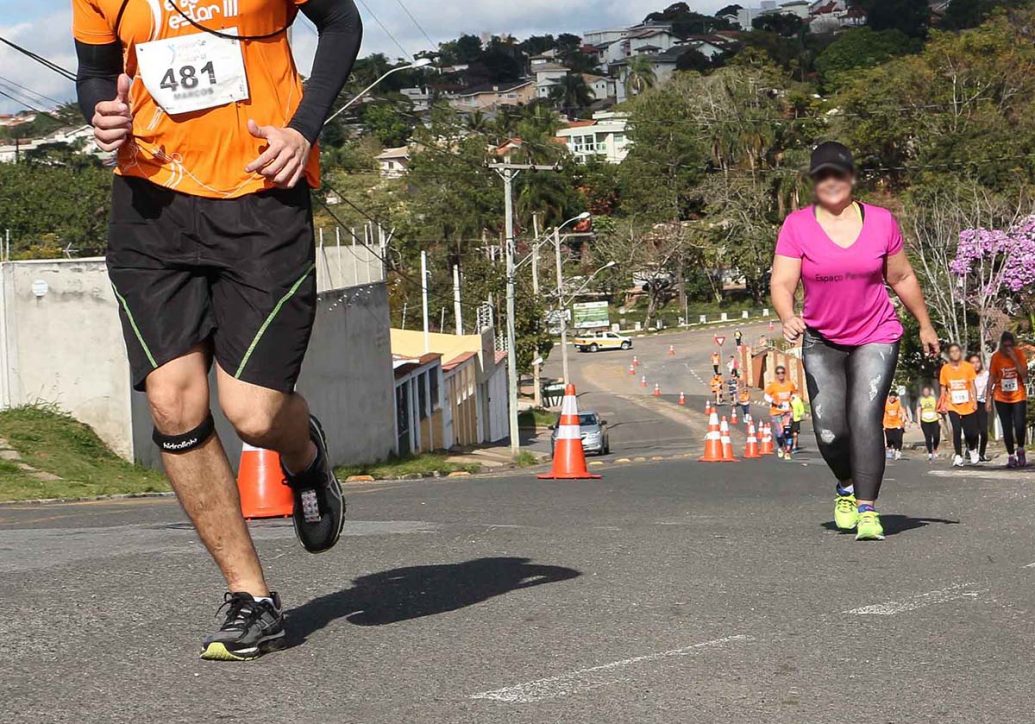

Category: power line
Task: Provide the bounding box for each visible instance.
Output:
[355,0,413,61]
[392,0,436,50]
[0,88,61,121]
[0,75,63,106]
[0,36,76,81]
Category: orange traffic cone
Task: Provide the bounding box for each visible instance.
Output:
[678,391,686,406]
[743,423,761,458]
[237,443,294,519]
[668,344,675,356]
[768,319,774,331]
[632,355,639,367]
[720,417,738,462]
[628,363,636,375]
[731,406,738,425]
[760,423,774,455]
[653,383,661,397]
[539,384,601,480]
[699,408,723,462]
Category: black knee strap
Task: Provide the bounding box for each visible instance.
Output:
[153,414,215,454]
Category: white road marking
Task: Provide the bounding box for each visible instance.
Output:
[843,583,985,615]
[469,635,752,703]
[1023,562,1035,569]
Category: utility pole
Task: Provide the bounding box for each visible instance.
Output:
[420,250,430,354]
[555,227,570,385]
[530,213,542,408]
[452,264,463,335]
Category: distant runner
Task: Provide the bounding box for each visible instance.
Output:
[883,391,905,460]
[988,331,1029,468]
[764,365,796,459]
[771,141,939,541]
[789,393,806,452]
[916,385,941,462]
[968,354,991,461]
[737,386,752,420]
[939,344,980,467]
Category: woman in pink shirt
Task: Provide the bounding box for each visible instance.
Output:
[770,142,939,541]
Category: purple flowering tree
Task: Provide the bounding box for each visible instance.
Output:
[950,215,1035,350]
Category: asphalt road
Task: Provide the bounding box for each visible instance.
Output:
[5,456,1035,722]
[5,326,1035,722]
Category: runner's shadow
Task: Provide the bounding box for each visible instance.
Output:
[285,557,580,646]
[821,515,959,537]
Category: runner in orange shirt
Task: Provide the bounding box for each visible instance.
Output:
[939,343,979,467]
[74,0,362,660]
[764,365,797,459]
[988,331,1029,467]
[882,391,905,460]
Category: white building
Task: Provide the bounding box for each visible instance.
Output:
[375,146,410,178]
[556,111,630,164]
[532,60,571,99]
[586,22,680,67]
[0,125,105,164]
[400,87,431,112]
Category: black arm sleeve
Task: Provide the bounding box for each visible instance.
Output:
[75,39,123,123]
[290,0,363,144]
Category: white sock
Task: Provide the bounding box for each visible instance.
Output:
[251,595,274,607]
[837,484,854,495]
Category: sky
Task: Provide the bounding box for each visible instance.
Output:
[0,0,727,116]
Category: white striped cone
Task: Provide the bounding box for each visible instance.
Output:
[538,383,600,479]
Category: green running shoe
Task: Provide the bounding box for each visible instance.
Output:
[855,510,885,541]
[834,494,858,531]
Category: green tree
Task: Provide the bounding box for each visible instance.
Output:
[856,0,931,37]
[0,158,112,255]
[624,56,657,98]
[360,102,414,147]
[815,27,917,88]
[549,74,593,118]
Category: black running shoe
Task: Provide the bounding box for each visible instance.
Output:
[283,415,345,553]
[200,592,285,661]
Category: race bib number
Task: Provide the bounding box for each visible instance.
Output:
[1001,377,1018,393]
[136,30,249,115]
[951,389,970,405]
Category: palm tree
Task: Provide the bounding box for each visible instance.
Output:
[625,56,657,97]
[549,73,593,118]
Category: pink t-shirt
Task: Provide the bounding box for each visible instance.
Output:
[775,203,904,346]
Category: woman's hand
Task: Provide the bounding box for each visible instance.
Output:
[782,316,806,344]
[986,398,994,413]
[919,325,940,357]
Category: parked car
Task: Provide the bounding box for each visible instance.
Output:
[572,331,632,353]
[551,411,610,456]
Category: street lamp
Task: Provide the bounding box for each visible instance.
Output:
[323,57,433,127]
[552,212,595,385]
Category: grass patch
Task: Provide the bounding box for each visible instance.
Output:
[0,405,168,501]
[519,408,557,429]
[336,452,481,480]
[513,450,539,468]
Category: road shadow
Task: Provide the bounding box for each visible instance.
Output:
[285,557,581,646]
[821,515,959,537]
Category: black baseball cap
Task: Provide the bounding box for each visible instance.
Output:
[809,141,855,177]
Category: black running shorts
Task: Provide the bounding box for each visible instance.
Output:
[107,176,317,393]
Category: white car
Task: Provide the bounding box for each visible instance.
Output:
[573,331,633,353]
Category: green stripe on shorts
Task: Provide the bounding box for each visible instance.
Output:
[235,262,316,379]
[111,283,158,369]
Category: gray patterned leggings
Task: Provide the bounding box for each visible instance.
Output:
[802,328,900,501]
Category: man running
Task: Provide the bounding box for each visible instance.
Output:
[764,365,796,459]
[74,0,363,660]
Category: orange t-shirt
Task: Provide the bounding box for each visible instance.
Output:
[738,388,751,404]
[883,399,904,429]
[989,348,1028,403]
[765,380,796,417]
[72,0,320,199]
[939,361,977,415]
[710,375,723,392]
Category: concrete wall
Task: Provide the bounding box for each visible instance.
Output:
[314,239,384,292]
[0,259,133,458]
[0,257,394,469]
